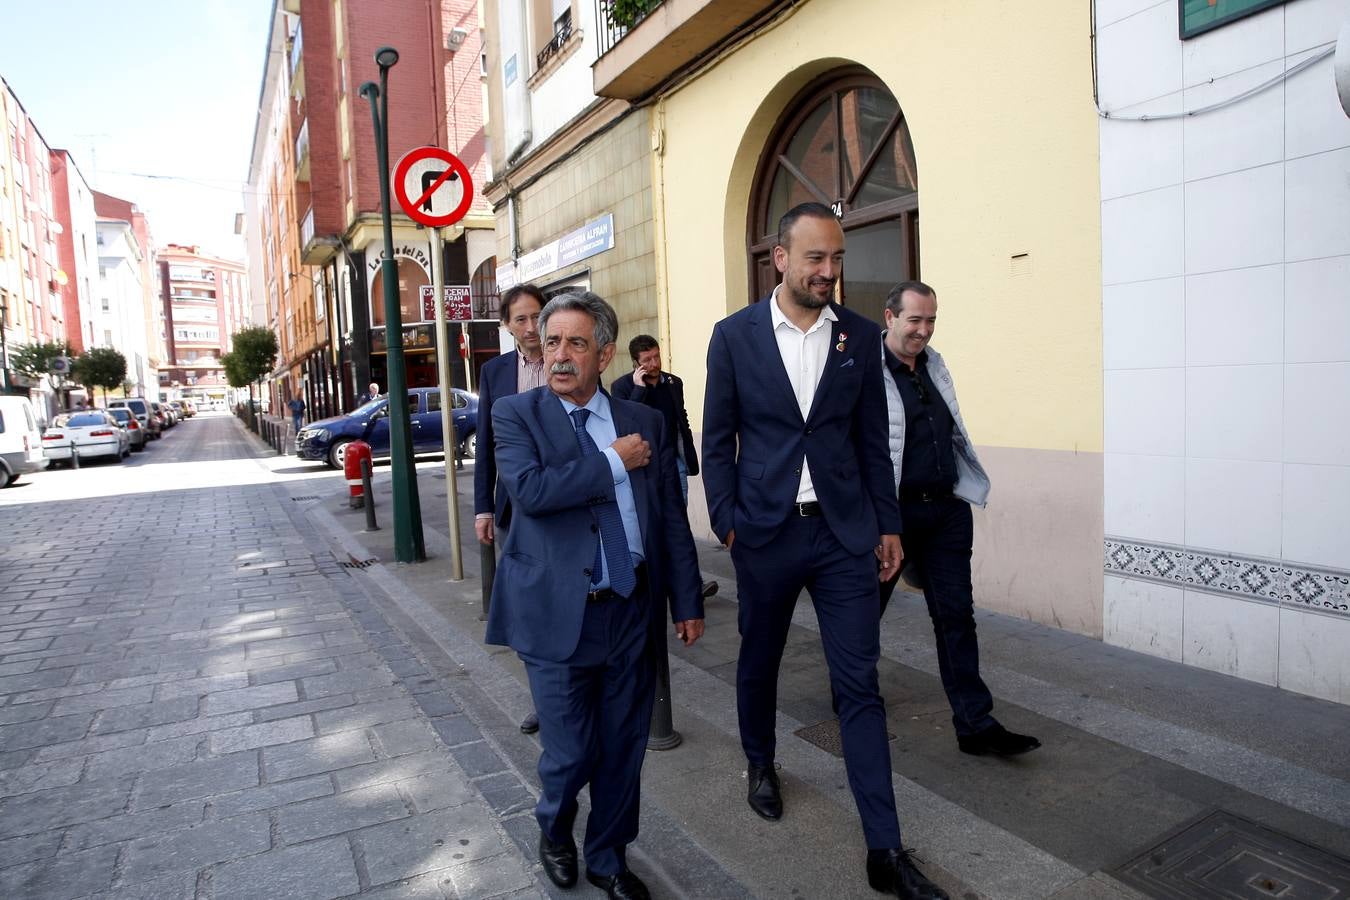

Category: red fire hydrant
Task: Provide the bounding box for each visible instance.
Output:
[344,440,372,508]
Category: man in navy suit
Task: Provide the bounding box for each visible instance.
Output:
[486,291,705,900]
[474,284,546,734]
[702,203,946,900]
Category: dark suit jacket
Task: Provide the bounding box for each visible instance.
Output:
[474,350,519,527]
[702,300,900,556]
[610,370,699,476]
[484,387,705,662]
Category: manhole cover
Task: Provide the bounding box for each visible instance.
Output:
[340,558,378,569]
[793,719,895,757]
[1111,810,1350,899]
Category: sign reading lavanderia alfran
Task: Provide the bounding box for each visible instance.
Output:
[497,213,615,291]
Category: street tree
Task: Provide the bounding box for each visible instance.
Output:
[72,347,128,406]
[9,340,72,381]
[222,325,277,429]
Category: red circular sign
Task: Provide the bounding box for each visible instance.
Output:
[392,146,474,228]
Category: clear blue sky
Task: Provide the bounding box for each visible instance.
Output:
[0,0,274,261]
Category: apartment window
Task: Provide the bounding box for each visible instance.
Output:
[103,330,112,346]
[531,0,574,72]
[101,298,109,312]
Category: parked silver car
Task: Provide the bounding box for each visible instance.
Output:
[106,407,147,452]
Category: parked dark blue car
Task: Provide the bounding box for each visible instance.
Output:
[296,387,479,469]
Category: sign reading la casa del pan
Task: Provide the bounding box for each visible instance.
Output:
[497,213,615,291]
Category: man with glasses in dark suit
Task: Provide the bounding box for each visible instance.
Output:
[879,280,1040,759]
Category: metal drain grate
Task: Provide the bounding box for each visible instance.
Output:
[1111,809,1350,899]
[291,495,319,501]
[339,558,378,569]
[793,719,895,758]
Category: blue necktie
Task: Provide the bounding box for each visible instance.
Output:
[571,408,637,597]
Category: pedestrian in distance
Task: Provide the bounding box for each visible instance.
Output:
[485,290,705,900]
[474,283,548,735]
[878,281,1039,758]
[287,394,306,432]
[358,382,381,405]
[611,335,719,600]
[701,201,947,900]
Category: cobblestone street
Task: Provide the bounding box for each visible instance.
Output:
[0,415,541,899]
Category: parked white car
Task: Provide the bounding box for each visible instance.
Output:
[41,411,130,465]
[0,394,46,487]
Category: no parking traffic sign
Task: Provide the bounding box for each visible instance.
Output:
[392,146,474,228]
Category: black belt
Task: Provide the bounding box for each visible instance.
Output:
[587,562,647,603]
[899,485,954,503]
[795,501,823,517]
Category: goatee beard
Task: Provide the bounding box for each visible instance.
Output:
[789,284,831,309]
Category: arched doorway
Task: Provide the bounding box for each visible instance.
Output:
[748,69,919,325]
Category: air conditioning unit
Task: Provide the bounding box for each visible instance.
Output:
[446,27,468,51]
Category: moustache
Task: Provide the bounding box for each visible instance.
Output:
[550,362,579,376]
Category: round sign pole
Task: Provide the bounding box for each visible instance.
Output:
[429,226,464,581]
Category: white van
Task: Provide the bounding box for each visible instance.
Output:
[0,394,46,487]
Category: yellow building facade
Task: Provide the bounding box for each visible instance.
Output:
[646,1,1104,634]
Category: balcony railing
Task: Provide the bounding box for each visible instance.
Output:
[300,206,315,251]
[294,119,310,182]
[595,0,662,57]
[536,9,575,70]
[288,22,304,76]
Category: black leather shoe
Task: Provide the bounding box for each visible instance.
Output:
[585,869,651,900]
[520,711,540,735]
[957,723,1041,757]
[866,849,949,899]
[538,831,577,888]
[746,763,782,820]
[701,580,720,598]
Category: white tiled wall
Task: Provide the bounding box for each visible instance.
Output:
[1098,0,1350,703]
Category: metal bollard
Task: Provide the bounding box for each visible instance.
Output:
[646,600,682,751]
[69,442,80,470]
[360,457,379,532]
[479,542,496,621]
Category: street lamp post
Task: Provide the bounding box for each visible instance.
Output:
[360,47,425,563]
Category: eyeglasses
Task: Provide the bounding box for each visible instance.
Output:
[904,366,931,404]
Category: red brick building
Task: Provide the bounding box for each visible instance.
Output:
[246,0,495,419]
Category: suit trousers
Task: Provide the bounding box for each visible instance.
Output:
[732,515,902,849]
[518,586,655,877]
[880,496,995,737]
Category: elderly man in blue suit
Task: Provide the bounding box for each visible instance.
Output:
[702,202,947,900]
[486,291,705,900]
[475,283,547,735]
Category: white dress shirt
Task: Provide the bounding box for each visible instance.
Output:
[768,285,837,504]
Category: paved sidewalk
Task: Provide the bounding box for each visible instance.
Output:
[3,414,1348,900]
[299,427,1350,900]
[0,416,544,899]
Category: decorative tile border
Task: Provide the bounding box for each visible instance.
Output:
[1104,536,1350,617]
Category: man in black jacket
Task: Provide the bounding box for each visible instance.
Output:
[612,335,717,599]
